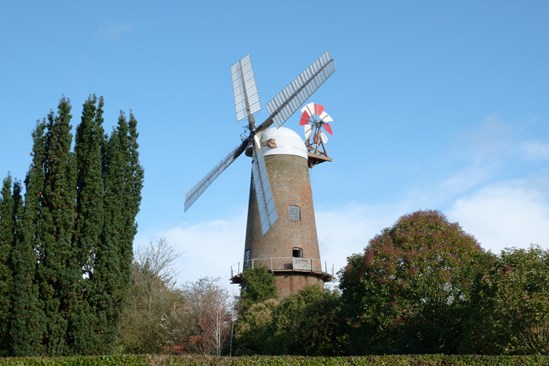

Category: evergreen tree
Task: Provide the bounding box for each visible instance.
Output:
[3,96,143,356]
[10,121,47,356]
[238,267,277,313]
[91,112,143,352]
[36,97,77,355]
[69,96,105,354]
[0,175,15,355]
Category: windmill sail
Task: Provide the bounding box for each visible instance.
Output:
[184,135,251,211]
[231,55,261,122]
[251,145,278,234]
[265,51,335,129]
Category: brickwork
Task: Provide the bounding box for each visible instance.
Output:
[274,273,324,298]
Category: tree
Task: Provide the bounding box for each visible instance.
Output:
[238,266,277,313]
[233,298,278,355]
[90,111,144,352]
[3,96,143,356]
[461,245,548,355]
[35,97,77,355]
[270,286,344,356]
[9,121,47,356]
[117,237,182,354]
[178,278,232,355]
[233,266,278,355]
[69,95,106,354]
[0,175,16,355]
[340,210,491,354]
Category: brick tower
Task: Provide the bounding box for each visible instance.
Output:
[231,127,332,297]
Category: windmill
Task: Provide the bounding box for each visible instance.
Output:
[184,51,335,297]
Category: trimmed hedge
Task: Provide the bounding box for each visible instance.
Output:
[0,355,547,366]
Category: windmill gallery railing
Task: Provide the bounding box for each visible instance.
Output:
[230,257,334,280]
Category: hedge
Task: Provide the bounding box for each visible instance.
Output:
[0,355,547,366]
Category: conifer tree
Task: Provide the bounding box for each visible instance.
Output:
[91,112,143,352]
[10,121,47,356]
[3,96,143,356]
[0,175,15,355]
[36,97,77,355]
[70,95,105,354]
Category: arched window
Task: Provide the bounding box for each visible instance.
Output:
[292,247,303,258]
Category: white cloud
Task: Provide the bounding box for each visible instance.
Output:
[97,20,135,41]
[447,183,549,254]
[520,141,549,161]
[135,216,247,294]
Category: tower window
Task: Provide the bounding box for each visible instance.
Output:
[292,247,303,258]
[288,205,301,221]
[244,249,251,268]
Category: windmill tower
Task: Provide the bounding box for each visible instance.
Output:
[184,52,335,297]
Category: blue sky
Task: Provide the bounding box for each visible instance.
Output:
[1,1,548,289]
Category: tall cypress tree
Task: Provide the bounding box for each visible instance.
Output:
[5,96,143,355]
[10,121,47,356]
[91,111,143,351]
[121,112,144,303]
[36,97,77,355]
[70,96,105,354]
[0,175,15,356]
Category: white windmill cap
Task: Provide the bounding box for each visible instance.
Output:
[261,127,308,160]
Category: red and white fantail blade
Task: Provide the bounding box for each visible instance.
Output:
[299,110,310,126]
[314,103,325,115]
[304,124,313,140]
[323,123,333,135]
[319,110,333,123]
[319,130,328,144]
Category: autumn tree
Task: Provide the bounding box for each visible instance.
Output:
[340,210,492,354]
[117,237,181,354]
[178,278,232,355]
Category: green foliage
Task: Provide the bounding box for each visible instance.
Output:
[69,95,106,354]
[234,299,279,355]
[9,121,48,356]
[0,176,16,355]
[238,267,277,312]
[0,355,546,366]
[269,286,345,356]
[461,245,549,355]
[340,210,492,354]
[36,97,77,355]
[0,96,143,356]
[235,286,344,356]
[88,111,144,353]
